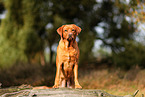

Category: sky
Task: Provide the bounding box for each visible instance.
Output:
[0,11,6,19]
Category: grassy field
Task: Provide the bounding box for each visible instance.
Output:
[79,66,145,97]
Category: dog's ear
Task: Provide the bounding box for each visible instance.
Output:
[74,25,81,35]
[57,25,65,37]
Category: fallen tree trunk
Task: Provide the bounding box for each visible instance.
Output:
[0,88,140,97]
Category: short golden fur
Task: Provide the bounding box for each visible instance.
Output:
[53,24,82,89]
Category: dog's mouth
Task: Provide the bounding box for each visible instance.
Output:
[67,35,74,41]
[67,37,74,41]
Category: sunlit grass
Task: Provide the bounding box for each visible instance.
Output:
[79,68,145,97]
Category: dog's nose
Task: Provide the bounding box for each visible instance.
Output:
[69,33,73,37]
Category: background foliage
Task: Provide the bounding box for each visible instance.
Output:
[0,0,145,68]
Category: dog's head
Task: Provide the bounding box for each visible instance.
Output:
[57,24,81,41]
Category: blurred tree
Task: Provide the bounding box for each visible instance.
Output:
[126,0,145,24]
[113,41,145,70]
[0,0,5,23]
[0,1,4,13]
[112,0,145,69]
[45,15,64,64]
[96,0,135,53]
[0,0,139,68]
[19,0,47,65]
[0,0,25,67]
[0,0,47,66]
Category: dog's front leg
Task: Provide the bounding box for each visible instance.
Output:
[53,63,62,88]
[74,64,82,89]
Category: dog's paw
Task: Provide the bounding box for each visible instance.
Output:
[52,85,59,88]
[75,85,82,89]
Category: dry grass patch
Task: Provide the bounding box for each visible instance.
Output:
[79,68,145,96]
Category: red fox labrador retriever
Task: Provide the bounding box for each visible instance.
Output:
[53,24,82,89]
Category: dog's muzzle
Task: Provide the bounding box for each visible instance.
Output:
[68,33,73,41]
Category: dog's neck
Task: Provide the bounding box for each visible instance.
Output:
[61,38,75,49]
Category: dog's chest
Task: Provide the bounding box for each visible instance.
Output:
[62,47,78,62]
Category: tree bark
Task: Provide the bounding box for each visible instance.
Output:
[40,51,46,66]
[49,45,53,65]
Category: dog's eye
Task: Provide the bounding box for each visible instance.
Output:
[72,29,75,31]
[64,30,67,32]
